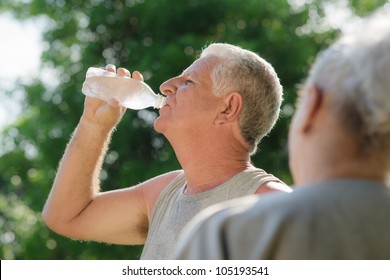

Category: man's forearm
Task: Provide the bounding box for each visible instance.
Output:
[42,119,114,229]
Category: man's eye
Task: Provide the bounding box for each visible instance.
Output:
[184,79,193,85]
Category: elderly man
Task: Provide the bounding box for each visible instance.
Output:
[42,43,291,259]
[172,11,390,259]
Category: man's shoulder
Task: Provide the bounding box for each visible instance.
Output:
[256,181,293,194]
[243,167,291,194]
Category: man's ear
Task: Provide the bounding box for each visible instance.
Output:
[215,92,243,125]
[300,85,324,133]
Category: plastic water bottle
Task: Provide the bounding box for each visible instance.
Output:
[81,67,166,110]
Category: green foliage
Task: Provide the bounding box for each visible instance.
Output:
[0,0,386,259]
[1,193,48,260]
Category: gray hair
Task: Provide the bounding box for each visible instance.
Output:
[200,43,283,154]
[303,9,390,154]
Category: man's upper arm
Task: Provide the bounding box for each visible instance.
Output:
[50,170,181,245]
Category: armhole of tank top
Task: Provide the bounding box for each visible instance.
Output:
[148,170,186,225]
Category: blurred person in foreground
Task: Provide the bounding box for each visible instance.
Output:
[42,43,291,259]
[172,10,390,260]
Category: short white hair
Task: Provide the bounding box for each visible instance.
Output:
[303,7,390,152]
[200,43,283,154]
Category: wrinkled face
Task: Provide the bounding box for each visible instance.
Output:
[154,55,223,139]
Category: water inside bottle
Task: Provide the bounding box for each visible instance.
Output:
[82,67,166,110]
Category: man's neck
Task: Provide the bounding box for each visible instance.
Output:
[177,143,252,194]
[183,160,253,194]
[297,155,386,186]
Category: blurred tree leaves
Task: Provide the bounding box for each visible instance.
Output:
[0,0,387,259]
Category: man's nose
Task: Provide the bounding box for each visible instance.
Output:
[160,77,178,96]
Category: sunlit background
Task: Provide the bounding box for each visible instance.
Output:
[0,13,43,129]
[0,0,388,260]
[0,0,363,130]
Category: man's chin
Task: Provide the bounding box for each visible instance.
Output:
[153,118,164,134]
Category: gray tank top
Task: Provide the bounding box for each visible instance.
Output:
[140,168,281,259]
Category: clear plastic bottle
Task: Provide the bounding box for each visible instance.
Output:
[81,67,166,110]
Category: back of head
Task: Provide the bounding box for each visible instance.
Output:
[200,43,283,154]
[303,7,390,162]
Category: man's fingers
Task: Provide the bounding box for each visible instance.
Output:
[108,98,126,116]
[117,67,131,77]
[108,98,121,108]
[105,64,116,73]
[105,65,141,82]
[132,71,144,81]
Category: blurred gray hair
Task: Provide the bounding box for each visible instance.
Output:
[303,8,390,154]
[200,43,283,154]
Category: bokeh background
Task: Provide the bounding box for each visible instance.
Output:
[0,0,388,259]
